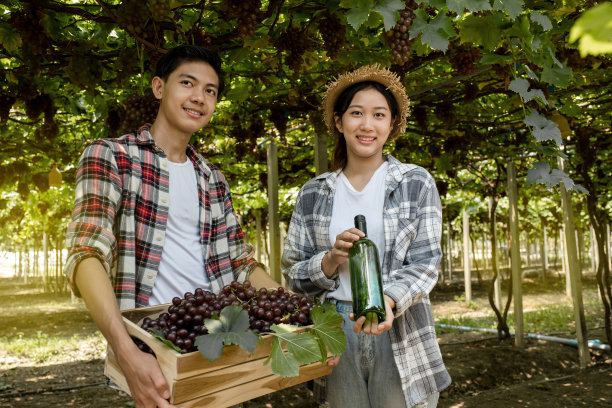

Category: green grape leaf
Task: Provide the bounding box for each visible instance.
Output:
[569,2,612,57]
[265,337,301,377]
[508,78,548,105]
[275,331,322,365]
[541,63,573,88]
[530,11,552,31]
[374,0,405,31]
[195,306,259,361]
[148,328,181,352]
[492,0,523,19]
[0,23,22,53]
[309,302,346,356]
[526,162,588,194]
[458,13,503,51]
[523,110,562,145]
[446,0,491,15]
[346,7,372,30]
[419,13,455,52]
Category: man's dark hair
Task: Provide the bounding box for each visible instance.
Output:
[154,45,225,96]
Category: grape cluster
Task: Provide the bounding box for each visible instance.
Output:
[8,7,49,56]
[148,0,170,22]
[269,105,288,135]
[463,81,479,103]
[449,43,481,76]
[383,1,417,65]
[275,27,311,73]
[193,29,213,48]
[117,0,149,37]
[139,281,316,354]
[65,55,103,92]
[221,0,262,39]
[120,93,160,133]
[0,94,16,124]
[412,105,428,133]
[25,93,53,120]
[319,14,345,59]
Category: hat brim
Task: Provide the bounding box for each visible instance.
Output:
[323,64,410,140]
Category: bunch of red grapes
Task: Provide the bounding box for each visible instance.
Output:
[138,281,316,354]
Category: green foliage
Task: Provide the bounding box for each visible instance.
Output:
[569,3,612,57]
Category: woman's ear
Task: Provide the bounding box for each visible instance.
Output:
[334,114,343,134]
[151,76,164,100]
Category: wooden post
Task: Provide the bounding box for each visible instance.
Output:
[558,156,590,368]
[255,211,263,263]
[561,227,572,297]
[446,222,453,281]
[267,141,281,283]
[310,111,329,176]
[462,209,471,303]
[507,160,523,347]
[590,225,597,273]
[542,228,549,277]
[43,231,48,288]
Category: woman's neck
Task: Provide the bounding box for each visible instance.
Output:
[342,154,386,192]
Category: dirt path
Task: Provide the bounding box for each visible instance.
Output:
[1,276,610,407]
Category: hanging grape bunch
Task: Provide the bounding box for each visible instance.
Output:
[120,93,160,133]
[221,0,263,39]
[383,0,418,65]
[65,54,104,92]
[139,281,317,354]
[25,93,53,121]
[117,0,149,37]
[0,94,16,124]
[8,7,49,56]
[147,0,170,22]
[319,13,346,59]
[448,42,482,76]
[275,27,311,73]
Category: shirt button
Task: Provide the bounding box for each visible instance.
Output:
[156,235,163,241]
[162,161,167,168]
[147,274,154,279]
[161,197,168,204]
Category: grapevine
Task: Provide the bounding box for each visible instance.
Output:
[65,55,103,91]
[319,13,345,59]
[0,94,16,124]
[147,0,170,22]
[120,93,160,133]
[275,27,311,73]
[448,42,481,76]
[382,1,418,65]
[138,281,318,354]
[221,0,263,39]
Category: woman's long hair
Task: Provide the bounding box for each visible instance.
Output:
[331,81,398,171]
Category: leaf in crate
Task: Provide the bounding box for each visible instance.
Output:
[282,332,322,366]
[148,328,181,353]
[315,336,328,365]
[195,333,225,362]
[266,337,300,377]
[309,303,346,356]
[212,305,250,332]
[270,323,299,334]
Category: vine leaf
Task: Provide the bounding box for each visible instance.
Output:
[195,305,259,362]
[569,2,612,57]
[493,0,524,20]
[508,78,548,105]
[529,11,552,31]
[523,110,562,145]
[0,23,21,52]
[447,0,491,15]
[411,10,454,52]
[374,0,405,31]
[458,13,503,51]
[527,162,588,194]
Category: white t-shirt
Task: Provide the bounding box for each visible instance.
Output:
[149,159,210,305]
[327,161,388,301]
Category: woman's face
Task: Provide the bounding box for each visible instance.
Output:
[334,87,394,164]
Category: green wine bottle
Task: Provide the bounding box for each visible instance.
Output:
[349,215,386,327]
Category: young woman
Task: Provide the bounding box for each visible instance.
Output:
[281,65,451,408]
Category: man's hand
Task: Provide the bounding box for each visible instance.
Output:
[349,295,395,335]
[116,344,179,408]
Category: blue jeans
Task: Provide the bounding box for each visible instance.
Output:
[326,301,439,408]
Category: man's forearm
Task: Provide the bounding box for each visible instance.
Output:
[248,266,282,290]
[74,257,137,358]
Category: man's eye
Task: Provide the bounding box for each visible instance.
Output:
[206,88,217,96]
[181,80,192,86]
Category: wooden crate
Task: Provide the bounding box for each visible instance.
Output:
[104,304,333,407]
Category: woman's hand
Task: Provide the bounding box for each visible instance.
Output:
[350,295,395,335]
[321,228,364,278]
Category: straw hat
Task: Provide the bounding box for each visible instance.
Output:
[323,64,410,140]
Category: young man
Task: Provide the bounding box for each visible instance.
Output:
[64,45,279,408]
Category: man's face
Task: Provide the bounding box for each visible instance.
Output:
[152,60,219,137]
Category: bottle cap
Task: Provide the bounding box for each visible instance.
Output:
[354,215,367,236]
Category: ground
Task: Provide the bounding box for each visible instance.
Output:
[0,274,610,408]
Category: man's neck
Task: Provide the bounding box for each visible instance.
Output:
[149,121,190,163]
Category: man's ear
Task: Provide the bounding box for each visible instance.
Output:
[151,76,164,100]
[334,114,343,134]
